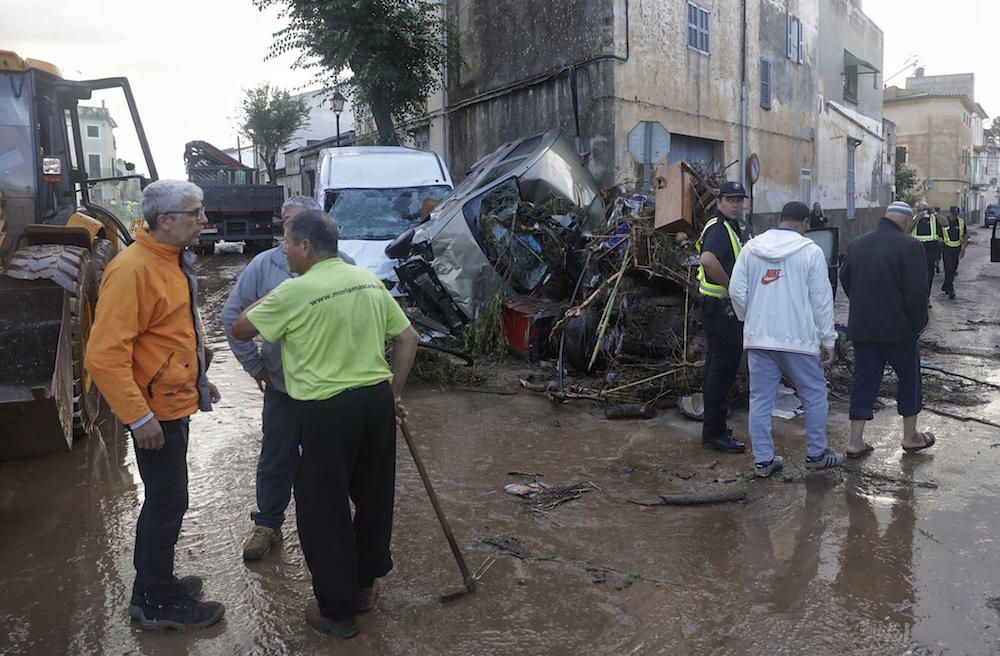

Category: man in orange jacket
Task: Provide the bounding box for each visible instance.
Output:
[85,179,224,631]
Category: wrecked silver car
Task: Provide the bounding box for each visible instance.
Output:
[387,130,601,334]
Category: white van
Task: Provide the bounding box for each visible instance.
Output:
[316,146,453,281]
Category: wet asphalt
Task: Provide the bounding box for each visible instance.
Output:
[1,232,999,655]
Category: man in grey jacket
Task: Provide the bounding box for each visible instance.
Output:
[729,201,845,478]
[222,196,355,560]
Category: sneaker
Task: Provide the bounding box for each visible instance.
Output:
[754,456,784,478]
[132,595,225,631]
[129,575,203,619]
[305,599,360,638]
[805,449,846,471]
[243,525,281,561]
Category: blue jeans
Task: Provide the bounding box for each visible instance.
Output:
[251,387,299,530]
[748,349,830,463]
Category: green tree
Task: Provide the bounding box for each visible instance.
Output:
[895,158,927,207]
[254,0,450,145]
[239,84,310,183]
[985,119,1000,149]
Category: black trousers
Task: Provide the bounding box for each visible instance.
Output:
[922,242,940,292]
[941,246,961,294]
[701,297,744,440]
[849,341,922,420]
[295,381,397,620]
[251,387,299,530]
[132,417,190,604]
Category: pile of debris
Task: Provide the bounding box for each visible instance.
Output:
[392,130,742,408]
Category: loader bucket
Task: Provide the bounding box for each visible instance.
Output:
[0,277,75,459]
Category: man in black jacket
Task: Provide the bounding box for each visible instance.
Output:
[839,201,936,457]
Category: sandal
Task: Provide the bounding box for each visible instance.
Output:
[846,443,874,459]
[902,432,936,454]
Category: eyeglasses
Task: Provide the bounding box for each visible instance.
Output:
[166,207,206,217]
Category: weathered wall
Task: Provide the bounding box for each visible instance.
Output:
[885,96,972,210]
[445,0,618,180]
[817,0,883,119]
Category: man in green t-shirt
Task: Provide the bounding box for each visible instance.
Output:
[232,209,419,639]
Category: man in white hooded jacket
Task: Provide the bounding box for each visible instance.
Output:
[729,201,846,477]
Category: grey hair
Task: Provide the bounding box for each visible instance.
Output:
[142,179,204,230]
[282,196,322,212]
[285,209,339,257]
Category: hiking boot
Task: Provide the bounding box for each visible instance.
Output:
[358,583,378,613]
[132,595,225,631]
[243,525,281,561]
[805,449,846,471]
[129,575,204,619]
[754,456,784,478]
[305,599,359,638]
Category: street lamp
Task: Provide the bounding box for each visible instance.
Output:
[331,90,346,147]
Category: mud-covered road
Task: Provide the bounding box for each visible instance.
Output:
[2,231,1000,655]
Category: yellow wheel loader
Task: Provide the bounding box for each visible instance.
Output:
[0,50,158,459]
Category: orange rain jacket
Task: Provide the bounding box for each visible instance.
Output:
[85,228,211,425]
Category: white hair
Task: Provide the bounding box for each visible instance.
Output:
[142,179,203,230]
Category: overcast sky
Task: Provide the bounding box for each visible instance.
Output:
[4,0,996,178]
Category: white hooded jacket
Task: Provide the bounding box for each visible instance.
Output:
[729,228,836,355]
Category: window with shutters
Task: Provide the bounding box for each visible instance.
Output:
[896,146,908,165]
[687,2,710,55]
[787,14,803,63]
[760,59,772,110]
[86,124,100,139]
[844,64,859,104]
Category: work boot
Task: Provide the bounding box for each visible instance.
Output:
[754,456,784,478]
[243,525,281,561]
[129,575,204,619]
[358,582,378,613]
[132,595,225,631]
[305,600,360,638]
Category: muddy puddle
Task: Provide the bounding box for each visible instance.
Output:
[2,238,1000,655]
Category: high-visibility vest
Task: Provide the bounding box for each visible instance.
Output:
[696,217,742,298]
[912,213,939,242]
[942,217,966,247]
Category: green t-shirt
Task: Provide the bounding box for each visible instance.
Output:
[247,258,411,401]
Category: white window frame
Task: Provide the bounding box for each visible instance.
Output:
[787,14,803,63]
[687,2,710,55]
[86,124,100,139]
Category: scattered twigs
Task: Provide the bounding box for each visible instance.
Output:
[921,365,1000,390]
[588,246,630,371]
[922,406,1000,429]
[602,366,688,395]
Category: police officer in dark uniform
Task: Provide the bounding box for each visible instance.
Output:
[696,181,748,453]
[940,205,967,299]
[911,202,941,294]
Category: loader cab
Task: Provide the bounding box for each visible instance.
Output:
[0,51,157,257]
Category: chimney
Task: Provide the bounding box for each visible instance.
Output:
[915,67,925,78]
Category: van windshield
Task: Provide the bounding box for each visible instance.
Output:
[327,185,453,240]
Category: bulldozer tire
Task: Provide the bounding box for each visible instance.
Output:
[92,238,116,285]
[6,244,100,437]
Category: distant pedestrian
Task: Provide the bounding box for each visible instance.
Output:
[839,201,935,457]
[729,201,844,477]
[222,196,354,562]
[85,180,225,631]
[232,209,419,639]
[940,205,968,299]
[696,181,750,454]
[911,202,942,296]
[809,202,828,227]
